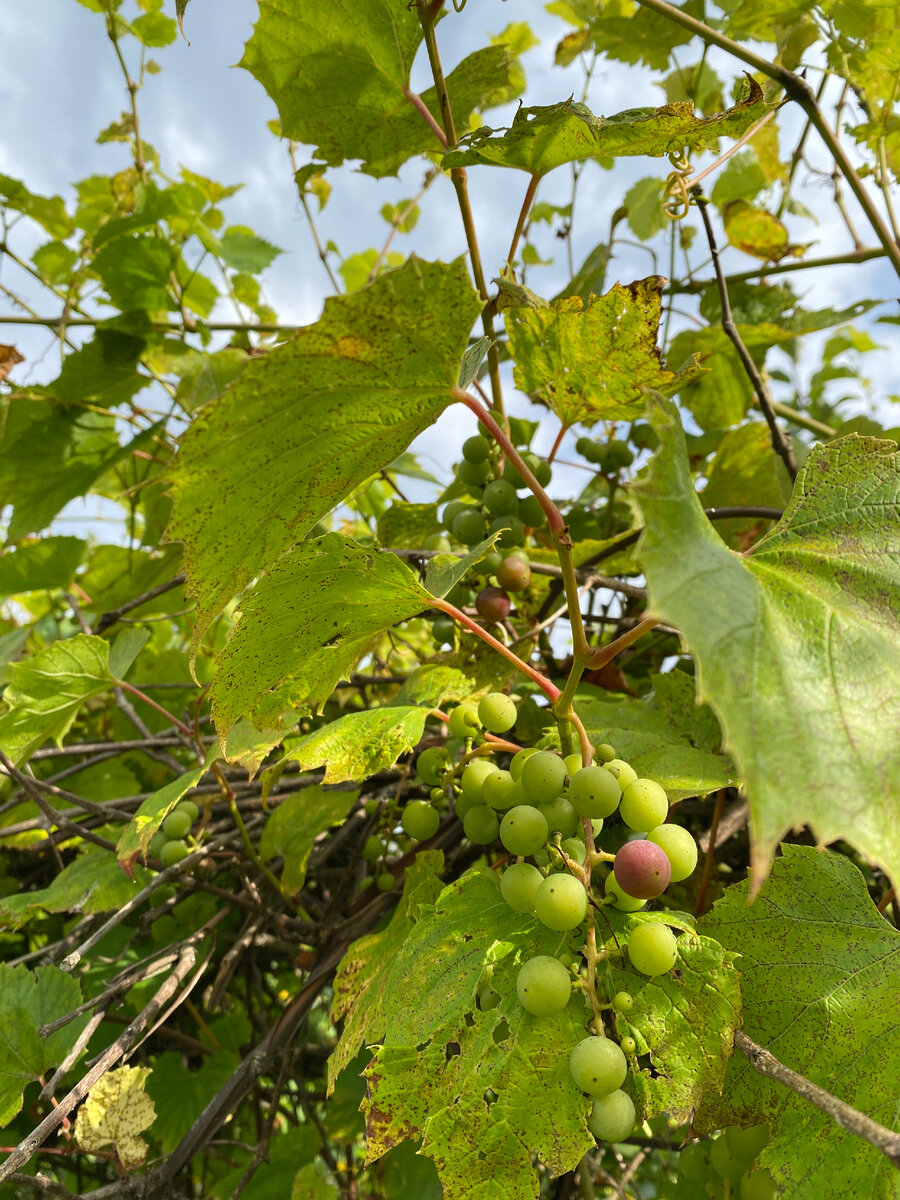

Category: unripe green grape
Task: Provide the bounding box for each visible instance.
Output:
[458,457,491,486]
[402,800,440,841]
[362,835,384,862]
[471,549,503,577]
[461,758,500,802]
[518,494,546,527]
[620,1036,636,1055]
[463,805,500,845]
[483,478,518,516]
[647,823,698,881]
[739,1169,777,1200]
[567,765,621,819]
[582,438,607,465]
[162,809,193,840]
[619,779,669,832]
[482,769,518,812]
[359,876,374,892]
[448,702,482,739]
[605,871,645,913]
[516,955,572,1016]
[535,872,587,930]
[570,1036,627,1096]
[454,790,481,820]
[604,759,638,788]
[462,434,491,463]
[478,691,517,733]
[424,532,452,553]
[521,751,567,804]
[560,836,586,865]
[588,1090,636,1142]
[500,862,543,912]
[159,840,190,868]
[416,745,451,785]
[563,752,582,776]
[510,746,539,781]
[627,923,678,976]
[538,796,579,837]
[679,1142,709,1183]
[575,436,592,458]
[364,798,380,816]
[478,986,501,1011]
[492,515,525,548]
[630,422,658,451]
[613,991,634,1013]
[725,1124,770,1165]
[604,440,634,471]
[148,831,168,859]
[376,872,396,892]
[595,743,617,763]
[710,1135,744,1183]
[500,805,549,856]
[453,508,487,546]
[178,800,200,824]
[495,554,531,593]
[441,500,469,531]
[502,459,525,488]
[527,453,552,487]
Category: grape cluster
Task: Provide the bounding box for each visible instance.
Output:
[148,799,200,867]
[371,690,702,1149]
[679,1125,775,1199]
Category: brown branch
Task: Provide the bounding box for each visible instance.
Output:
[93,575,186,634]
[734,1031,900,1169]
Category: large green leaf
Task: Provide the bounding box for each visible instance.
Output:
[576,671,738,800]
[698,846,900,1200]
[505,280,703,424]
[634,399,900,892]
[275,707,429,785]
[0,847,153,930]
[701,422,789,547]
[442,82,769,175]
[0,537,86,597]
[167,258,481,644]
[145,1050,240,1152]
[363,869,595,1199]
[259,784,359,895]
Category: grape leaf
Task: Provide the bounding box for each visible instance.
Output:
[217,228,281,273]
[701,422,789,548]
[0,965,87,1125]
[635,398,900,893]
[0,173,72,239]
[91,234,174,311]
[576,672,738,800]
[259,784,359,895]
[442,82,769,175]
[362,869,595,1199]
[115,745,220,868]
[167,258,482,645]
[274,708,429,786]
[74,1065,156,1169]
[698,845,900,1200]
[392,665,475,709]
[505,280,703,425]
[328,851,445,1093]
[0,536,85,596]
[0,847,153,930]
[376,502,441,550]
[145,1051,239,1152]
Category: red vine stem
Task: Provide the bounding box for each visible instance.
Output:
[116,680,193,738]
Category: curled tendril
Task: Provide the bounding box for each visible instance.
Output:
[452,0,467,9]
[663,148,694,221]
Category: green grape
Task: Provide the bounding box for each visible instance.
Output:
[416,745,451,785]
[604,871,645,913]
[620,1036,636,1055]
[500,862,543,912]
[364,798,380,816]
[630,422,658,451]
[454,790,480,820]
[518,494,546,527]
[483,478,518,516]
[478,691,518,733]
[595,743,617,763]
[471,549,503,576]
[647,823,698,881]
[534,872,587,931]
[483,769,518,811]
[500,805,549,856]
[527,452,552,486]
[604,759,638,787]
[560,836,586,864]
[424,532,452,553]
[627,923,678,976]
[725,1124,770,1164]
[401,800,440,840]
[430,786,445,803]
[162,809,193,840]
[490,515,525,548]
[739,1168,777,1200]
[478,986,501,1011]
[463,805,500,845]
[159,840,190,868]
[178,800,200,824]
[587,1090,636,1142]
[495,554,531,593]
[510,746,539,781]
[569,1036,627,1096]
[604,440,634,471]
[575,436,593,459]
[453,508,488,546]
[619,779,669,832]
[516,955,572,1016]
[448,702,482,739]
[502,459,525,488]
[563,752,582,775]
[463,433,491,463]
[460,758,500,802]
[679,1142,709,1183]
[362,835,383,862]
[458,457,491,486]
[520,751,567,804]
[358,876,374,892]
[432,617,456,646]
[376,872,396,892]
[567,766,621,819]
[148,831,168,859]
[710,1134,745,1183]
[613,991,634,1013]
[441,500,469,531]
[538,796,579,837]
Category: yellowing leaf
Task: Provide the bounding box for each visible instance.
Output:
[75,1066,156,1169]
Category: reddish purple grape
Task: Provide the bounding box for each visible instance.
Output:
[476,586,511,623]
[613,839,672,899]
[496,554,532,593]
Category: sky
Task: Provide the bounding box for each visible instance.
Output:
[1,0,898,537]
